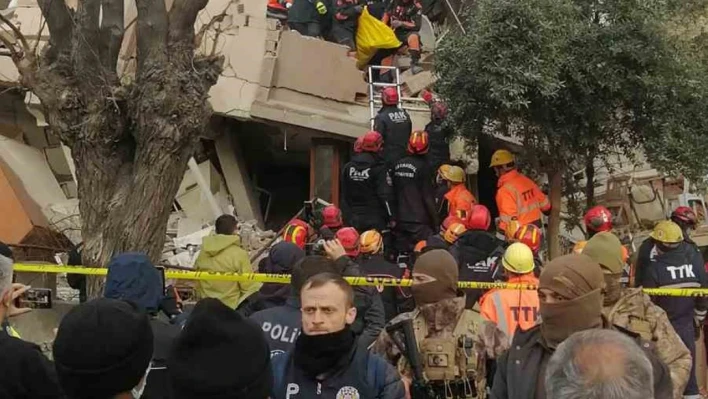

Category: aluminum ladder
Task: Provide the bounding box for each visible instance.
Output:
[367,65,403,129]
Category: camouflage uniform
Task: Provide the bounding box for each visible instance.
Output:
[372,296,508,399]
[604,287,692,399]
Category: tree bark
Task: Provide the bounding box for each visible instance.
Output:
[585,151,595,209]
[547,167,564,259]
[9,0,224,298]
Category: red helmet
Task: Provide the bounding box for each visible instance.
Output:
[513,224,543,253]
[360,131,383,153]
[381,87,399,106]
[407,130,429,155]
[431,102,448,121]
[671,206,697,228]
[321,205,343,228]
[353,136,364,153]
[335,227,360,257]
[440,215,464,234]
[584,206,613,233]
[465,204,492,231]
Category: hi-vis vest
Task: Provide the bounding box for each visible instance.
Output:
[479,275,540,340]
[496,170,549,231]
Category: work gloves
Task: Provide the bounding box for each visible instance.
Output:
[316,1,327,14]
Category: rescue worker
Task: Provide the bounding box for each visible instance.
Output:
[584,205,613,238]
[449,204,507,308]
[639,221,707,399]
[340,131,395,233]
[372,249,507,398]
[287,0,328,37]
[393,130,439,254]
[332,0,363,51]
[573,240,587,254]
[254,242,306,311]
[356,230,413,321]
[511,224,543,276]
[582,232,692,399]
[437,164,477,221]
[335,227,361,259]
[283,218,314,250]
[490,149,550,235]
[671,206,699,247]
[479,243,540,343]
[383,0,424,74]
[491,254,673,399]
[271,274,405,398]
[374,87,412,168]
[319,204,345,239]
[425,101,453,174]
[416,215,464,252]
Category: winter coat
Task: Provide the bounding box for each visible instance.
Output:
[604,288,692,399]
[0,329,63,399]
[288,0,320,23]
[195,234,261,309]
[341,152,394,231]
[271,342,406,399]
[250,297,303,357]
[425,120,452,173]
[255,242,306,311]
[449,230,506,308]
[393,155,438,227]
[374,105,413,167]
[356,253,413,321]
[491,321,673,399]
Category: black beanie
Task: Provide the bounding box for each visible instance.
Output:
[291,255,339,293]
[0,242,13,260]
[53,298,154,399]
[169,298,272,399]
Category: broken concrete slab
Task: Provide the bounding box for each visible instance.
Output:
[401,70,436,97]
[215,133,264,227]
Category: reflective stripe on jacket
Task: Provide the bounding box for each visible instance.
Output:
[479,274,540,341]
[495,170,549,231]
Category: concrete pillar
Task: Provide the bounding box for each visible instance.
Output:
[215,133,264,228]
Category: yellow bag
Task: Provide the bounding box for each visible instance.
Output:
[355,7,402,70]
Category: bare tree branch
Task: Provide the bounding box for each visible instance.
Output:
[136,0,169,71]
[0,13,29,53]
[194,2,234,49]
[99,0,124,73]
[32,13,47,56]
[38,0,75,61]
[168,0,209,48]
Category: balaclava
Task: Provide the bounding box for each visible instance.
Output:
[582,232,624,306]
[539,254,605,348]
[411,249,458,305]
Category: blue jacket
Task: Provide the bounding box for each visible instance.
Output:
[104,252,163,312]
[250,297,303,357]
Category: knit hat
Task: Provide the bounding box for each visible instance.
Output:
[291,255,339,293]
[53,298,154,399]
[411,249,459,305]
[169,298,272,399]
[0,242,13,260]
[582,232,625,274]
[539,254,605,299]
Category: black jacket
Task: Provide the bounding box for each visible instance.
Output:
[341,152,394,231]
[356,254,413,321]
[425,120,452,173]
[449,230,506,308]
[271,342,406,399]
[0,330,62,399]
[144,318,181,399]
[253,243,306,312]
[250,297,303,357]
[374,105,412,167]
[640,241,708,327]
[288,0,320,23]
[393,155,438,227]
[491,323,673,399]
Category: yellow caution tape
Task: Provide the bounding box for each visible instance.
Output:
[13,264,708,297]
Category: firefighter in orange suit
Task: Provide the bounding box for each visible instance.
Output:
[479,242,540,342]
[437,164,476,221]
[490,149,550,235]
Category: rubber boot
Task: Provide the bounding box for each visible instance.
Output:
[409,50,423,75]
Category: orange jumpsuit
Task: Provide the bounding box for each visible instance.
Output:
[495,170,550,232]
[479,273,540,339]
[443,184,477,220]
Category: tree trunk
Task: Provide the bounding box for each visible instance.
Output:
[3,1,224,298]
[585,151,595,209]
[547,167,564,259]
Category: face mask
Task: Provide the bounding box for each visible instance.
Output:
[540,289,603,348]
[131,365,151,399]
[411,280,456,305]
[603,273,622,306]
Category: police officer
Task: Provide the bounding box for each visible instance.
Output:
[271,274,405,399]
[372,250,502,398]
[341,131,394,233]
[374,87,412,168]
[639,221,707,399]
[583,232,691,399]
[392,131,439,254]
[449,204,506,308]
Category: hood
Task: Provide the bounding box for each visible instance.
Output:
[202,234,241,256]
[456,230,503,252]
[262,242,305,274]
[104,252,162,311]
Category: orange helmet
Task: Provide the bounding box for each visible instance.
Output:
[407,130,429,155]
[360,230,384,254]
[335,227,360,257]
[443,222,467,244]
[413,240,427,253]
[465,205,491,231]
[573,240,588,254]
[283,219,310,249]
[322,205,343,228]
[360,131,383,153]
[441,215,464,234]
[621,245,629,263]
[513,224,543,253]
